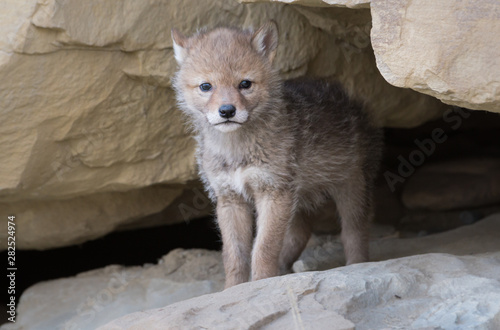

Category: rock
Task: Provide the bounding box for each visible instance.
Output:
[294,212,500,272]
[1,0,450,250]
[0,249,224,330]
[0,186,184,250]
[116,182,213,231]
[100,252,500,329]
[401,158,500,211]
[371,0,500,112]
[8,213,500,329]
[1,0,202,250]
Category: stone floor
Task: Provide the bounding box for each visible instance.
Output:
[2,213,499,330]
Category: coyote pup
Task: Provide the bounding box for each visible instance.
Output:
[172,21,382,288]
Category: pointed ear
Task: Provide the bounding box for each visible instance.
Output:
[171,28,188,64]
[251,20,279,63]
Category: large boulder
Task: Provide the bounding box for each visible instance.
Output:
[371,0,500,112]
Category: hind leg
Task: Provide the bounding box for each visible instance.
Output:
[333,179,372,265]
[278,211,312,275]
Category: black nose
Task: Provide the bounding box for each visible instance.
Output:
[219,104,236,119]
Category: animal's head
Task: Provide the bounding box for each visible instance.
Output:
[171,21,281,133]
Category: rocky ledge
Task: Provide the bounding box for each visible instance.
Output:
[100,252,500,329]
[4,213,500,329]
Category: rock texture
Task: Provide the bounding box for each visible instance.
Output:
[1,0,448,250]
[100,252,500,329]
[7,213,500,329]
[0,186,183,250]
[371,0,500,112]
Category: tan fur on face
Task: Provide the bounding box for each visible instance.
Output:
[172,27,280,133]
[172,22,383,289]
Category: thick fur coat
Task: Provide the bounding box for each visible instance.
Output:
[172,21,382,288]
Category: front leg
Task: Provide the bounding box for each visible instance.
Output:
[217,193,254,289]
[252,191,293,281]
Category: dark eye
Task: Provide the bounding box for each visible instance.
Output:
[239,80,252,89]
[199,83,212,92]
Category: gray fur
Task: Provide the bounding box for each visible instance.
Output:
[172,22,383,288]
